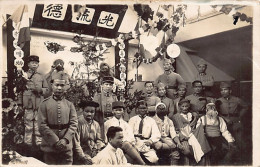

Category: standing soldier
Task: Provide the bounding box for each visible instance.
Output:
[216,82,248,156]
[155,59,185,100]
[45,59,71,97]
[93,76,118,139]
[38,74,78,165]
[194,59,214,97]
[21,55,49,146]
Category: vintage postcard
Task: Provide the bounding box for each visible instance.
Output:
[0,0,259,166]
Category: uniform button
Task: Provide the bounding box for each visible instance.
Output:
[58,120,61,123]
[59,130,61,132]
[58,106,61,109]
[58,115,61,118]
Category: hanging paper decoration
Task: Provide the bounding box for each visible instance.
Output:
[133,4,154,22]
[12,23,24,71]
[44,41,66,54]
[167,44,180,58]
[211,5,253,25]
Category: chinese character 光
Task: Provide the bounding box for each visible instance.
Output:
[99,14,115,27]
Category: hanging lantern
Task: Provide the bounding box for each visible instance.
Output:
[166,44,180,58]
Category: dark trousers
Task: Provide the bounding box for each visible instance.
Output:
[43,150,73,165]
[207,136,229,165]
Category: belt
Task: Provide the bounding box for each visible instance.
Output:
[134,134,149,140]
[221,113,239,117]
[104,112,113,118]
[48,124,69,130]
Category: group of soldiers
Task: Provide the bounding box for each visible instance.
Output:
[19,55,248,165]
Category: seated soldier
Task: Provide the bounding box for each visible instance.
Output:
[73,100,105,164]
[157,83,175,114]
[128,100,161,165]
[186,80,213,117]
[104,101,145,165]
[196,103,236,165]
[152,103,181,165]
[143,81,161,113]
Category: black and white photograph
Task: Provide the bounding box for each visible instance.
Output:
[0,1,259,166]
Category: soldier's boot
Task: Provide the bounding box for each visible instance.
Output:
[122,142,146,165]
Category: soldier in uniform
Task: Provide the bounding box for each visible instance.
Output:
[173,83,188,113]
[45,59,71,97]
[194,59,214,97]
[156,82,175,116]
[186,80,212,117]
[93,76,118,139]
[216,82,248,155]
[155,59,185,100]
[143,81,161,115]
[38,73,78,165]
[21,55,49,146]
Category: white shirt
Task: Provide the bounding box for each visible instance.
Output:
[196,116,235,143]
[153,115,177,139]
[128,115,161,143]
[92,143,128,165]
[104,117,135,143]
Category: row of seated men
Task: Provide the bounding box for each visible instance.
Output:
[37,75,247,165]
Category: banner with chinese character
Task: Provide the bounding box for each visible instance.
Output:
[42,4,68,21]
[32,4,128,39]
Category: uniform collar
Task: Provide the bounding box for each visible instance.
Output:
[52,94,64,101]
[103,91,111,97]
[146,93,153,97]
[159,95,166,100]
[28,69,37,74]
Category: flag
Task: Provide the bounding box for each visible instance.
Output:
[9,5,30,48]
[188,124,211,163]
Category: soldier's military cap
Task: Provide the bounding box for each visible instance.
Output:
[27,55,39,63]
[157,82,166,89]
[178,99,190,106]
[178,83,187,89]
[52,71,68,81]
[220,81,231,88]
[163,58,172,64]
[102,76,114,84]
[112,101,125,109]
[136,100,147,107]
[197,59,207,66]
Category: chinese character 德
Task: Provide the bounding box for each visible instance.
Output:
[44,4,63,18]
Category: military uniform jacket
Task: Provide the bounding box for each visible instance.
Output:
[217,96,248,120]
[155,72,185,88]
[38,96,78,152]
